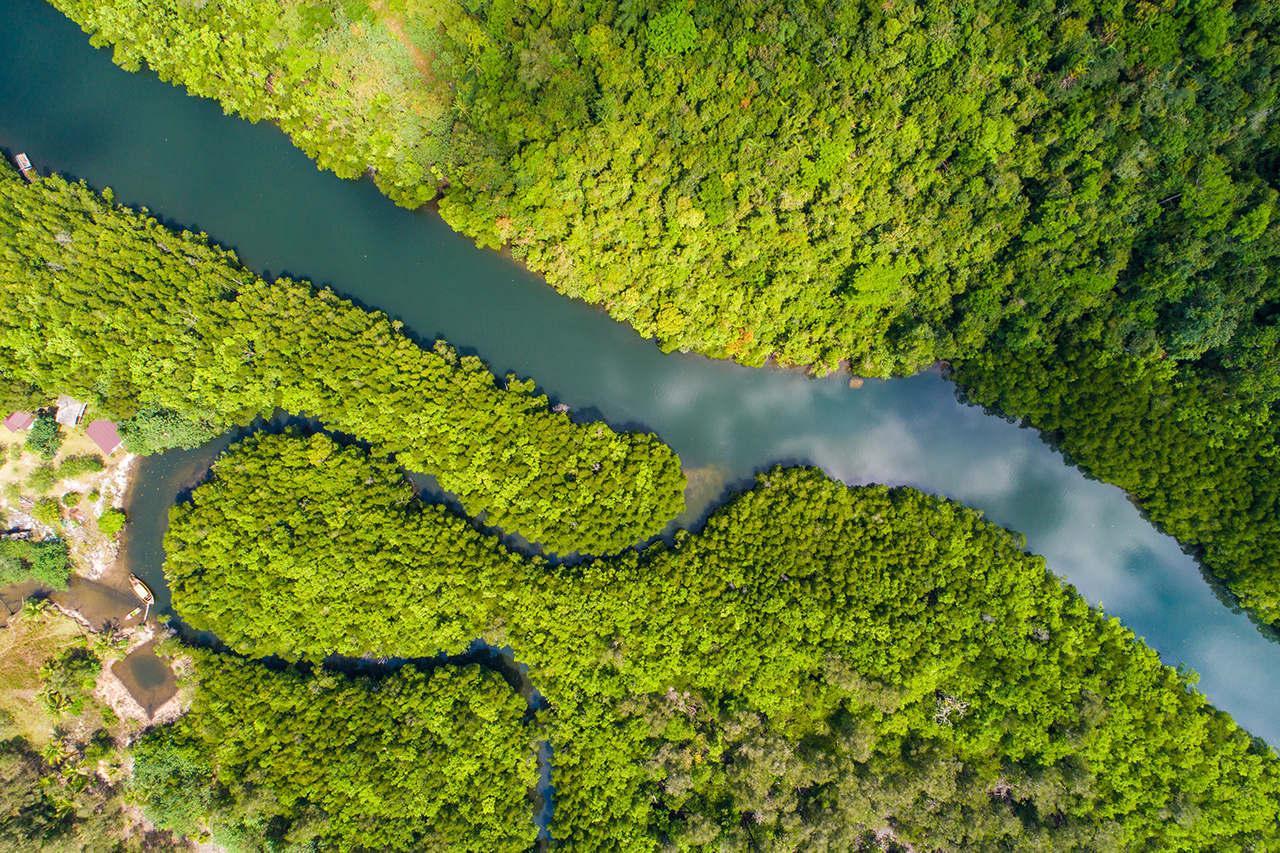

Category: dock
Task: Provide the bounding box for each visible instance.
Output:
[14,153,36,182]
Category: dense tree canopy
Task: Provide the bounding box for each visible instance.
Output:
[52,0,1280,375]
[161,432,1280,852]
[954,344,1280,625]
[44,0,1280,625]
[133,652,538,853]
[0,539,70,589]
[0,161,685,555]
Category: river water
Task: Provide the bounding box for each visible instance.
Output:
[2,0,1277,743]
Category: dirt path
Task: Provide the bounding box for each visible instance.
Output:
[372,1,439,86]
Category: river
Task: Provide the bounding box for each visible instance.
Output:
[1,0,1277,743]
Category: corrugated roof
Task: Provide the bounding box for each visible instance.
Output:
[2,412,35,432]
[55,395,87,427]
[85,419,124,455]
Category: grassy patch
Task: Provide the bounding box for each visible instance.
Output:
[0,608,84,745]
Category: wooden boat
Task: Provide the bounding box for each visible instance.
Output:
[14,153,36,182]
[129,574,154,605]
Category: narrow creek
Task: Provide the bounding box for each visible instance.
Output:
[1,0,1278,748]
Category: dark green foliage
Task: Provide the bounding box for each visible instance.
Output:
[24,413,61,461]
[44,0,1280,627]
[0,539,70,589]
[97,509,126,539]
[165,434,1280,852]
[0,736,123,853]
[134,651,538,853]
[0,161,685,555]
[954,344,1280,625]
[60,491,81,507]
[55,454,105,480]
[52,0,1280,377]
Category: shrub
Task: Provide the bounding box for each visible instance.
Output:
[119,406,221,455]
[57,454,104,479]
[61,491,81,507]
[0,539,69,588]
[24,413,62,460]
[30,499,62,527]
[98,508,127,538]
[26,464,56,494]
[87,489,101,503]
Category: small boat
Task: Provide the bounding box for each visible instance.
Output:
[14,153,36,182]
[129,574,154,605]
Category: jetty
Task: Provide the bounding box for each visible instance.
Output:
[14,153,37,182]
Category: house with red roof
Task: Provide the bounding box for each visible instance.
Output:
[85,419,124,455]
[2,412,35,433]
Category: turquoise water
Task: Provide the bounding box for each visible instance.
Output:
[1,0,1276,742]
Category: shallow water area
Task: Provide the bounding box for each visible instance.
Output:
[112,639,177,717]
[2,0,1279,743]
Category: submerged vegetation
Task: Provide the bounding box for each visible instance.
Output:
[0,160,685,555]
[154,432,1280,851]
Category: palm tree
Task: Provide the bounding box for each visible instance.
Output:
[21,597,51,623]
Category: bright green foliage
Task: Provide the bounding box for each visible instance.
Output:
[59,491,80,507]
[52,0,1280,377]
[954,345,1280,625]
[55,454,104,479]
[134,651,538,853]
[28,500,62,529]
[0,539,70,589]
[118,405,221,455]
[97,509,126,539]
[164,431,512,657]
[38,647,101,717]
[0,162,685,555]
[23,413,61,461]
[53,0,457,209]
[165,434,1280,852]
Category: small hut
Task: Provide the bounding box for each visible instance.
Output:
[85,419,124,455]
[55,395,88,428]
[2,412,35,433]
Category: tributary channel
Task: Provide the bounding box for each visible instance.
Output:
[1,0,1277,744]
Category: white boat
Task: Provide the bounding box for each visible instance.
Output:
[14,153,36,181]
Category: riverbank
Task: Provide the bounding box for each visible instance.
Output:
[0,603,192,851]
[0,423,146,630]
